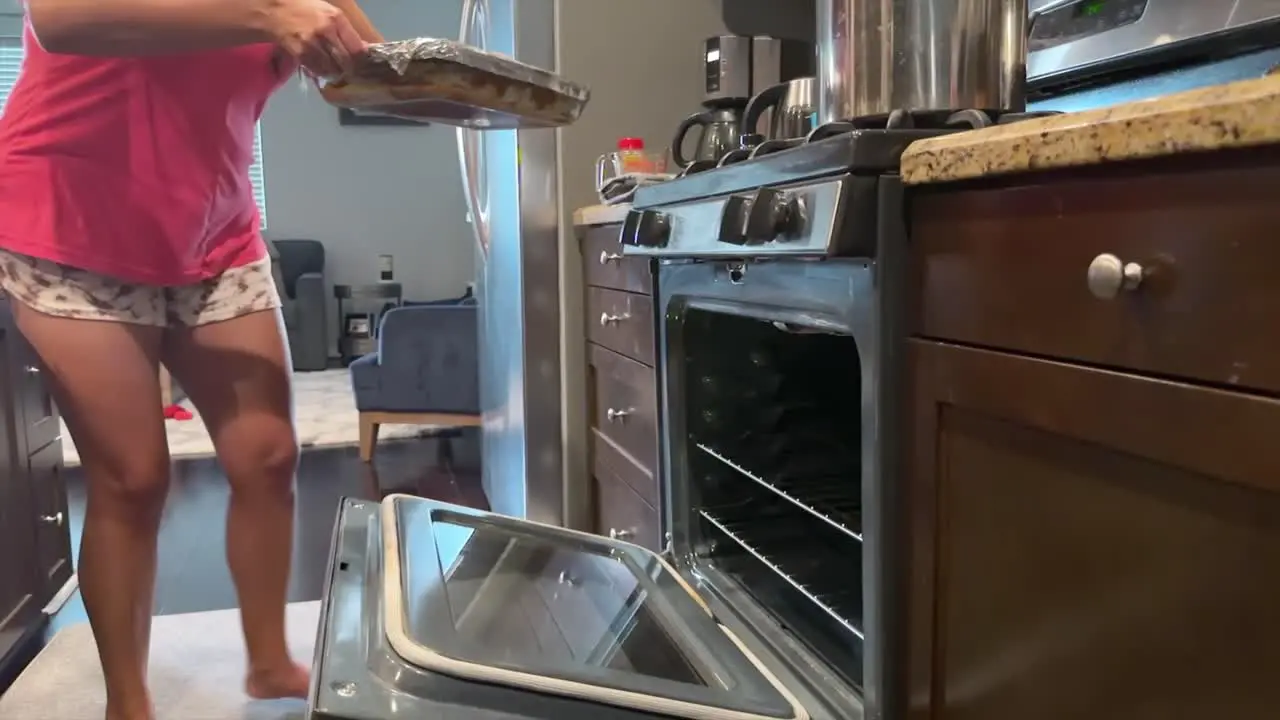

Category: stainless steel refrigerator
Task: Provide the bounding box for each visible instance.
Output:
[454,0,732,528]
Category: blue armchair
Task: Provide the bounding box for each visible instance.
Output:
[349,291,481,462]
[267,239,328,371]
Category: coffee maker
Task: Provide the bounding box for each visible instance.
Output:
[671,35,814,170]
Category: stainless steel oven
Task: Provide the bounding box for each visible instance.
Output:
[656,254,903,714]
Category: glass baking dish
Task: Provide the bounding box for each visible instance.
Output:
[319,38,590,129]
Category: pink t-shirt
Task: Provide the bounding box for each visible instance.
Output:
[0,22,294,286]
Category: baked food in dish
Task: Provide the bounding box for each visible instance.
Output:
[320,39,590,129]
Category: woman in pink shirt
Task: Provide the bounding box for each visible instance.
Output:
[0,1,381,718]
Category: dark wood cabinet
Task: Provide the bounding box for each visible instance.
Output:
[0,305,72,670]
[905,340,1280,720]
[575,221,663,552]
[904,155,1280,719]
[27,441,72,599]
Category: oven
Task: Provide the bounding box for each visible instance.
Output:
[657,252,906,714]
[306,182,909,720]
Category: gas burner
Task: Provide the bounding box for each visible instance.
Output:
[815,108,1063,135]
[636,108,1061,208]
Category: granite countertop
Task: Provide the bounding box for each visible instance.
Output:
[572,204,631,227]
[900,74,1280,186]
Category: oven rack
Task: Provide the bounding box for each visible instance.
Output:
[696,443,862,542]
[700,510,864,639]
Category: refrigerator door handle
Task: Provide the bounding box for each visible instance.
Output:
[456,0,491,258]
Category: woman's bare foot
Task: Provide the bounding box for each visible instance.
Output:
[245,661,310,700]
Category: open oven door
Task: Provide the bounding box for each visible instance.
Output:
[309,495,859,720]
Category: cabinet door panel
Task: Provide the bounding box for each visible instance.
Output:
[906,340,1280,720]
[28,440,72,600]
[0,325,39,663]
[11,332,59,455]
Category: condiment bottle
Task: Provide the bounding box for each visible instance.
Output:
[616,137,654,174]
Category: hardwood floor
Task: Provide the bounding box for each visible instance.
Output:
[0,434,484,693]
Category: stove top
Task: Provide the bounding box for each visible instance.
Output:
[634,109,1057,208]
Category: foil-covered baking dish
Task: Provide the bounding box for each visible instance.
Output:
[320,38,591,129]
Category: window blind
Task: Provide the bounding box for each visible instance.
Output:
[0,36,269,227]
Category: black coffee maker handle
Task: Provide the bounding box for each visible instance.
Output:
[671,111,712,169]
[743,82,787,136]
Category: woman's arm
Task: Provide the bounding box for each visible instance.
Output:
[27,0,275,54]
[27,0,364,61]
[326,0,382,43]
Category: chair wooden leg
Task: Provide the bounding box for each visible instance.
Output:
[359,414,381,463]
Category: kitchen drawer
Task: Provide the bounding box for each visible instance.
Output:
[912,163,1280,395]
[592,427,658,508]
[11,332,59,455]
[589,344,658,480]
[594,466,662,552]
[582,224,653,294]
[27,440,72,598]
[587,288,655,367]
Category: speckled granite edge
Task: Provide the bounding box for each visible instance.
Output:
[900,74,1280,186]
[573,203,631,227]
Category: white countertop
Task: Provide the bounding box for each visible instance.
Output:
[572,204,631,227]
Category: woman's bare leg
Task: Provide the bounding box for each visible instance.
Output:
[163,308,307,698]
[12,304,167,720]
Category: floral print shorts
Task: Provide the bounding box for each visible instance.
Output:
[0,250,282,327]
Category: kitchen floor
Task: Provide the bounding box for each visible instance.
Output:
[0,437,485,693]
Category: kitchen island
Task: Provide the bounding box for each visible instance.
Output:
[0,300,73,681]
[899,74,1280,720]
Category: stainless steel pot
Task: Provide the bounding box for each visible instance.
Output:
[816,0,1028,122]
[743,77,818,141]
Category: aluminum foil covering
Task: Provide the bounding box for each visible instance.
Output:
[365,38,591,103]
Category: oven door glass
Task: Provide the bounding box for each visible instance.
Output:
[381,494,807,720]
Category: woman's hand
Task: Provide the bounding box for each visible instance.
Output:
[262,0,368,77]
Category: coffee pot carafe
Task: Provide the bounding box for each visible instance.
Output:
[743,77,817,141]
[670,107,743,169]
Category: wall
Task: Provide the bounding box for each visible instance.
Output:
[260,0,473,352]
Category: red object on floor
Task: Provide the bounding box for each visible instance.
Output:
[163,404,194,421]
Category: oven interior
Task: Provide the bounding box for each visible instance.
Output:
[680,307,864,689]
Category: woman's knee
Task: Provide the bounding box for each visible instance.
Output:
[221,426,299,497]
[84,453,170,518]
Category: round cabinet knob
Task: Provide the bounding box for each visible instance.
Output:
[599,312,630,326]
[599,250,623,265]
[609,528,634,540]
[606,407,631,422]
[24,366,39,375]
[41,512,64,526]
[1086,253,1145,300]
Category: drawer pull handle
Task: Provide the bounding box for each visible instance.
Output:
[599,250,623,265]
[24,366,39,375]
[600,312,630,326]
[41,512,63,527]
[1087,253,1145,300]
[609,528,634,541]
[606,407,632,422]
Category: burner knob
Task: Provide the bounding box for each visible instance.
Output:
[745,188,801,242]
[620,209,670,248]
[718,195,753,246]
